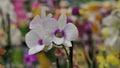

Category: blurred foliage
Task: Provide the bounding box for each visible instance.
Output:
[45,47,56,62]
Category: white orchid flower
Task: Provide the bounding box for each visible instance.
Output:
[26,9,78,55]
[42,14,78,47]
[25,29,52,55]
[10,25,22,46]
[26,8,58,55]
[29,12,78,47]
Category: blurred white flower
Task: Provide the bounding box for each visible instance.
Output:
[0,29,7,46]
[102,9,120,46]
[0,0,17,23]
[10,25,22,46]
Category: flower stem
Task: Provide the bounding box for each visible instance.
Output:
[56,57,60,68]
[69,41,73,68]
[62,44,70,68]
[6,14,12,68]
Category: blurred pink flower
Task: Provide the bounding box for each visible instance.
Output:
[13,0,28,21]
[24,52,36,66]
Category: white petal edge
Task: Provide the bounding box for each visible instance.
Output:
[64,23,78,41]
[58,14,67,30]
[63,40,72,47]
[44,44,53,51]
[29,15,41,29]
[53,36,64,45]
[46,44,53,50]
[28,45,45,55]
[25,30,39,48]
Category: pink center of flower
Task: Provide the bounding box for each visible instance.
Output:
[38,39,43,45]
[26,57,30,62]
[54,29,65,38]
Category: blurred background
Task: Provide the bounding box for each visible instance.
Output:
[0,0,120,68]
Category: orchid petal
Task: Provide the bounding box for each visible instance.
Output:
[43,36,53,45]
[32,28,52,45]
[25,30,39,48]
[43,17,58,34]
[29,45,45,55]
[33,26,46,39]
[58,14,67,30]
[29,15,41,29]
[64,23,78,41]
[53,36,64,45]
[63,40,72,47]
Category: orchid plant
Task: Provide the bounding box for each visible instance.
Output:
[25,9,78,68]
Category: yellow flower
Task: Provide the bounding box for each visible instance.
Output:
[117,0,120,8]
[107,54,119,66]
[96,55,110,68]
[98,44,106,51]
[99,63,109,68]
[96,55,105,63]
[76,49,85,62]
[79,9,89,15]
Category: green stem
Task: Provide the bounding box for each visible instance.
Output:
[90,61,93,68]
[86,51,93,65]
[62,44,70,68]
[7,13,12,68]
[62,45,69,58]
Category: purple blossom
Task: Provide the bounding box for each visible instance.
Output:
[13,0,28,20]
[72,7,80,16]
[24,52,36,66]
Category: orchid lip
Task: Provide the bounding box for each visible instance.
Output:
[38,39,43,45]
[54,29,65,38]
